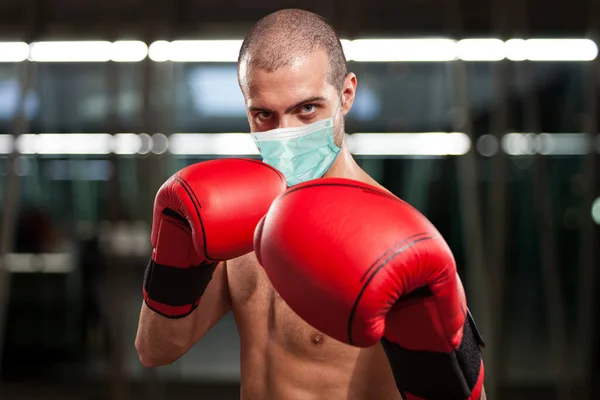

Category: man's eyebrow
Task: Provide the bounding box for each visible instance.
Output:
[247,105,269,113]
[284,96,327,113]
[248,96,327,114]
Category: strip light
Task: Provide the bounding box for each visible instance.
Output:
[506,39,598,61]
[0,135,13,153]
[347,39,457,62]
[150,40,244,62]
[28,41,148,62]
[170,133,258,155]
[98,222,151,257]
[456,39,506,62]
[0,42,29,62]
[0,133,598,156]
[346,132,471,155]
[501,132,593,155]
[592,197,600,225]
[171,132,472,155]
[148,38,597,63]
[3,133,159,154]
[1,38,595,63]
[3,253,74,274]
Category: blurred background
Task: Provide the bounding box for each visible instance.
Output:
[0,0,599,399]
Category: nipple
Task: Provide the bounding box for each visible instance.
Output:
[311,332,325,345]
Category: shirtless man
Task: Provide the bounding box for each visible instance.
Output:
[135,8,485,400]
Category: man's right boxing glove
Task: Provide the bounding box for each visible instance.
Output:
[255,178,484,399]
[143,158,286,319]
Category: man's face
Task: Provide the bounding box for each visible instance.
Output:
[239,50,356,144]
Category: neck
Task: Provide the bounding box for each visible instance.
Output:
[323,144,380,188]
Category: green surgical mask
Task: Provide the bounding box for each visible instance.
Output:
[251,116,341,187]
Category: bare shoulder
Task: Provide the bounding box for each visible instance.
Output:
[353,169,389,192]
[226,252,267,307]
[225,251,276,346]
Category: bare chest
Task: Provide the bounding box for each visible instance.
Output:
[227,253,348,355]
[225,253,402,400]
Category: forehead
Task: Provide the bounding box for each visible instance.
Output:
[241,50,335,108]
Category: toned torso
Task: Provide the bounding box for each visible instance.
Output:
[226,252,403,400]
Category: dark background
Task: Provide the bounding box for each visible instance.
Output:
[0,0,599,399]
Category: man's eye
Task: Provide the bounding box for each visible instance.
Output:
[257,112,272,120]
[300,104,316,113]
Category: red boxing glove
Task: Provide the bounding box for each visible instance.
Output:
[254,178,485,400]
[144,158,286,318]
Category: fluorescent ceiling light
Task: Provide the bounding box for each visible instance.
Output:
[0,42,29,62]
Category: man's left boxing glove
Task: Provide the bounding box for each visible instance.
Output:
[144,158,286,318]
[254,178,485,400]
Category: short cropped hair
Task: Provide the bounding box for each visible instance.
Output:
[237,9,348,92]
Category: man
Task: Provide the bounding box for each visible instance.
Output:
[135,8,485,400]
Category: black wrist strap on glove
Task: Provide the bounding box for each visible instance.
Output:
[381,310,485,400]
[143,259,217,319]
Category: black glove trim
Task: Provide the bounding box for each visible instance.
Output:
[380,311,483,400]
[143,258,217,311]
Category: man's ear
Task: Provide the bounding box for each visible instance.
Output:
[341,72,357,115]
